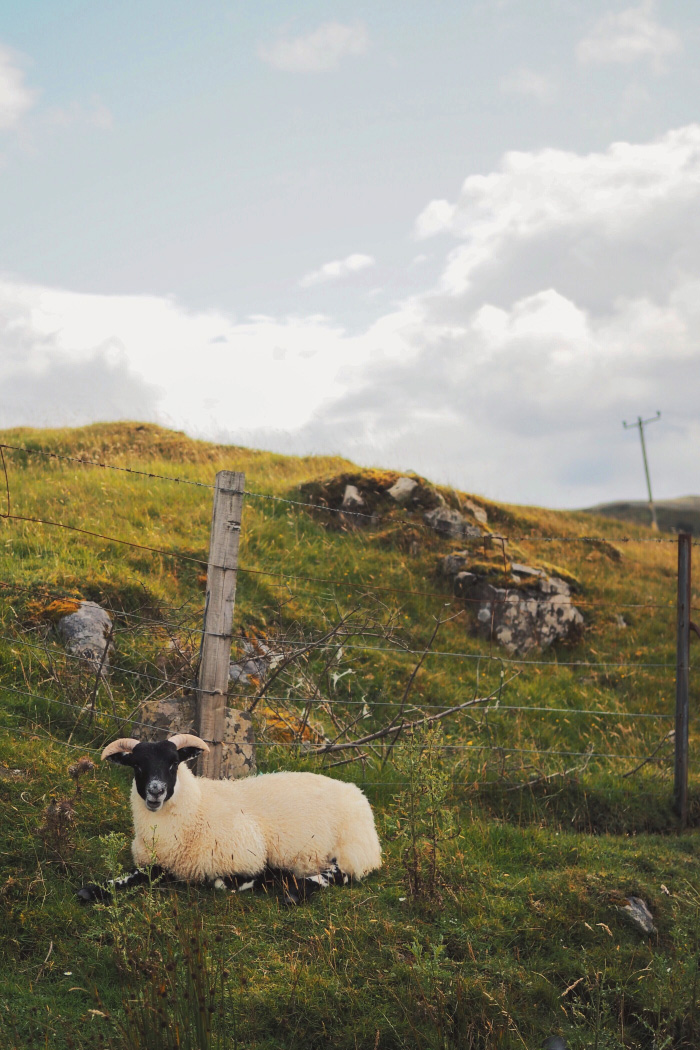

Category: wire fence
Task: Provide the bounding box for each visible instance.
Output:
[0,441,694,790]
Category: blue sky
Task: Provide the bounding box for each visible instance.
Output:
[1,1,699,505]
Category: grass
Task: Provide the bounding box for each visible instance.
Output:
[0,421,698,1048]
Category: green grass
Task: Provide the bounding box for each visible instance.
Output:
[0,421,699,1048]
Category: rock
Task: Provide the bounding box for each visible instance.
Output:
[510,563,544,580]
[56,601,113,672]
[134,696,256,778]
[615,614,628,629]
[542,1038,567,1050]
[387,477,419,505]
[229,638,283,686]
[463,498,488,525]
[453,571,478,597]
[342,484,365,510]
[441,551,470,576]
[621,896,656,935]
[445,571,584,655]
[424,507,482,540]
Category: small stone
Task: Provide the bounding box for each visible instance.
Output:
[424,507,473,539]
[464,498,488,525]
[441,551,469,576]
[342,484,365,510]
[387,477,418,504]
[615,614,628,629]
[621,896,656,935]
[56,601,113,672]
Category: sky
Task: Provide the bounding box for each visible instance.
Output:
[0,0,699,507]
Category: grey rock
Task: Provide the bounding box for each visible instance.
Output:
[621,896,656,935]
[615,614,628,629]
[442,567,584,655]
[463,498,488,525]
[134,696,256,778]
[441,551,470,576]
[229,639,283,686]
[56,601,113,672]
[510,563,544,579]
[387,477,418,505]
[542,1038,567,1050]
[424,507,482,540]
[342,484,365,510]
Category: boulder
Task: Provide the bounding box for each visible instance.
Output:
[230,638,283,686]
[463,498,488,525]
[620,896,656,936]
[441,551,470,576]
[424,507,482,540]
[342,484,365,511]
[443,566,584,655]
[134,696,256,778]
[56,601,113,672]
[387,477,419,505]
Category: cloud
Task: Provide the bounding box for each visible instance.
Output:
[0,43,36,130]
[500,67,556,103]
[413,125,700,297]
[258,21,368,73]
[299,253,375,287]
[577,2,680,72]
[4,126,700,507]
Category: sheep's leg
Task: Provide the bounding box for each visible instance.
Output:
[77,865,172,903]
[282,860,350,906]
[210,872,269,894]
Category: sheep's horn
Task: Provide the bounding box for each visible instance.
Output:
[167,733,210,753]
[101,738,140,761]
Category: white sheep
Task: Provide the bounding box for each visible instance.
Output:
[78,734,381,904]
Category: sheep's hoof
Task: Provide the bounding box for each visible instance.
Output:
[77,884,111,904]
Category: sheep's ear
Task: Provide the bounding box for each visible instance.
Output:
[177,746,204,765]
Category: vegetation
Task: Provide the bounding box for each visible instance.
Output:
[0,421,698,1048]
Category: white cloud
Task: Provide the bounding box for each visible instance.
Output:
[0,44,36,130]
[299,253,375,287]
[577,2,680,72]
[500,67,556,103]
[258,22,368,73]
[4,126,700,507]
[413,125,700,295]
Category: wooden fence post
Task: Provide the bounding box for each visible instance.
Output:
[674,532,691,826]
[196,471,245,779]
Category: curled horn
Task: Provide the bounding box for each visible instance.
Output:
[101,738,140,761]
[168,734,210,753]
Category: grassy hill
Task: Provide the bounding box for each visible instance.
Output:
[0,422,698,1049]
[585,496,700,535]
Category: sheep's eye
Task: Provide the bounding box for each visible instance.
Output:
[169,762,177,772]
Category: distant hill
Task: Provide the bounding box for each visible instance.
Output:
[584,495,700,534]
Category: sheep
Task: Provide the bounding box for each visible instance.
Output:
[77,733,381,905]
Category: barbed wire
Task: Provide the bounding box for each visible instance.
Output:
[3,439,694,549]
[3,508,685,614]
[0,442,215,488]
[242,487,696,546]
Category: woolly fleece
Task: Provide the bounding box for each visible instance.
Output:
[131,766,382,882]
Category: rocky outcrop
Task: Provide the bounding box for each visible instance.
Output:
[56,601,113,672]
[442,552,584,655]
[424,507,483,540]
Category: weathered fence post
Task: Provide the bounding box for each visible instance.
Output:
[674,532,691,826]
[197,471,245,779]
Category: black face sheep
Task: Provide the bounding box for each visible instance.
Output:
[78,734,381,905]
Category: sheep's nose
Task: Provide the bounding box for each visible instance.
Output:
[147,782,166,800]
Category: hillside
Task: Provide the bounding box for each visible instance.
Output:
[585,496,700,535]
[0,422,699,1050]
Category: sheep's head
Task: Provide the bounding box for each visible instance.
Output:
[102,735,209,811]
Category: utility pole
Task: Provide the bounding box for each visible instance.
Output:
[623,412,661,531]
